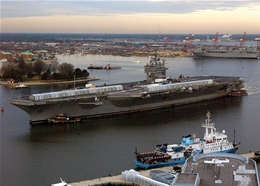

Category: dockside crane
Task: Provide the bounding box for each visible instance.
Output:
[184,34,193,48]
[213,32,218,48]
[239,31,246,48]
[164,36,169,46]
[254,37,260,50]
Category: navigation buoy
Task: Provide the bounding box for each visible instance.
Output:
[1,107,4,112]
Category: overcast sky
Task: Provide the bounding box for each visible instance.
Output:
[1,0,260,34]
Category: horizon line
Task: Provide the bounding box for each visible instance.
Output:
[1,32,259,35]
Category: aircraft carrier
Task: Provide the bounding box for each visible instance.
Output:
[8,53,246,124]
[193,45,260,59]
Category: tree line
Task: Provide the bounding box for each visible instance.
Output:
[1,58,89,82]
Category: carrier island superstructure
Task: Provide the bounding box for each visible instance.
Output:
[8,53,246,124]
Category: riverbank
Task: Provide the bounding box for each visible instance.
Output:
[0,76,99,87]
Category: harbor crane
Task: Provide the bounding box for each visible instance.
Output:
[239,31,246,47]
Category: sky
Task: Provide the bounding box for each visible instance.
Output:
[1,0,260,34]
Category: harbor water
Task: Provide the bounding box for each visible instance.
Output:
[1,55,260,186]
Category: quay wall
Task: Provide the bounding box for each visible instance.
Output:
[68,152,259,186]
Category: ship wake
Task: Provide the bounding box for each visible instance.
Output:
[245,77,260,95]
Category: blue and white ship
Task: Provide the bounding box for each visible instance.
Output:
[134,111,239,169]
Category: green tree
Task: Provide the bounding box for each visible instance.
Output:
[1,62,18,73]
[74,68,83,77]
[17,57,27,75]
[73,68,89,78]
[58,62,74,79]
[34,60,45,76]
[50,61,59,73]
[26,63,34,79]
[52,73,62,80]
[1,62,23,81]
[3,69,22,82]
[41,68,51,81]
[82,69,89,78]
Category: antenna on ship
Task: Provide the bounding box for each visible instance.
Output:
[233,129,236,145]
[144,48,168,83]
[233,129,240,149]
[135,146,138,154]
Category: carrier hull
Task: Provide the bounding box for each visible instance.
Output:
[193,51,259,59]
[8,76,245,124]
[193,46,260,59]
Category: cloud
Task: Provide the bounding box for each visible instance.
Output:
[2,1,259,34]
[1,1,255,19]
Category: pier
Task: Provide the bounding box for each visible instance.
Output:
[242,151,260,162]
[68,152,259,186]
[69,166,174,186]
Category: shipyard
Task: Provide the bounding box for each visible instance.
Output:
[1,34,260,185]
[1,34,260,186]
[56,152,260,186]
[1,1,260,186]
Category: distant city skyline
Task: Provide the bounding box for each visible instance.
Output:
[1,1,260,34]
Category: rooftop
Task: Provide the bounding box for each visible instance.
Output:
[182,153,259,186]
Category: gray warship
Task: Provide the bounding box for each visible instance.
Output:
[193,45,260,59]
[9,52,246,124]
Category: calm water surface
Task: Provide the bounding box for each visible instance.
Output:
[1,55,260,186]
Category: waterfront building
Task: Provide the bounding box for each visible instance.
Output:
[21,51,33,60]
[0,51,14,62]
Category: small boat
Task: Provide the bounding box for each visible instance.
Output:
[51,113,81,123]
[134,143,192,169]
[87,63,121,70]
[54,113,68,121]
[87,64,103,69]
[13,84,28,89]
[228,88,247,96]
[103,63,121,69]
[51,178,70,186]
[134,111,239,169]
[255,151,260,156]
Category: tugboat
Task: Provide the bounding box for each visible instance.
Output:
[255,151,260,156]
[228,88,247,96]
[134,111,239,169]
[51,113,81,124]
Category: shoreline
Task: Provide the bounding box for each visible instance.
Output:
[68,151,259,186]
[0,77,99,87]
[0,52,189,87]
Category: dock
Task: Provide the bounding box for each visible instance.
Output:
[242,151,260,162]
[69,166,174,186]
[68,151,259,186]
